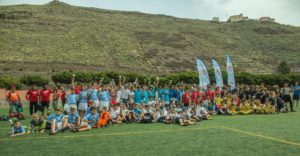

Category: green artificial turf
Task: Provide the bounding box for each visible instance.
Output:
[0,107,300,156]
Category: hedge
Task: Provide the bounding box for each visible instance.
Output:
[51,71,300,86]
[1,71,299,90]
[20,75,49,87]
[0,76,21,89]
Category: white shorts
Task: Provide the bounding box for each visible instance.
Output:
[57,122,62,130]
[64,104,77,113]
[78,102,88,111]
[149,100,157,106]
[100,101,110,110]
[80,122,92,130]
[92,100,100,108]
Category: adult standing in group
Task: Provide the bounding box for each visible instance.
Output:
[26,85,39,115]
[6,85,21,113]
[293,82,300,108]
[282,83,295,112]
[39,85,52,116]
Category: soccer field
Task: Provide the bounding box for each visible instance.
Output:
[1,107,300,156]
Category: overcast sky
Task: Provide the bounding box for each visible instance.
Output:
[0,0,299,26]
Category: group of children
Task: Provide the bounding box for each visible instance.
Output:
[7,76,300,137]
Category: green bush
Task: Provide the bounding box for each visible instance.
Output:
[20,75,49,87]
[50,71,299,87]
[0,76,21,89]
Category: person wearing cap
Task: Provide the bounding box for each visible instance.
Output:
[6,85,21,113]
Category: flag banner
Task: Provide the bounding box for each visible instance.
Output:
[226,54,236,90]
[196,59,210,90]
[212,58,224,88]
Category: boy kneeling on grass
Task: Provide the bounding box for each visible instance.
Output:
[73,107,99,133]
[8,119,26,137]
[27,114,46,134]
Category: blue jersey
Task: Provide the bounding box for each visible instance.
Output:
[143,90,150,104]
[67,94,78,105]
[47,114,64,123]
[83,113,99,127]
[79,91,88,103]
[89,89,99,101]
[158,89,163,100]
[169,89,176,99]
[132,108,142,116]
[11,125,25,134]
[100,91,110,102]
[67,113,79,124]
[85,107,91,116]
[294,86,300,96]
[134,90,142,104]
[162,89,170,102]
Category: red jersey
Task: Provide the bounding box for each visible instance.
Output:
[215,89,222,95]
[75,86,80,95]
[206,89,214,101]
[191,91,201,104]
[183,91,190,104]
[26,90,39,102]
[39,89,51,102]
[60,90,66,100]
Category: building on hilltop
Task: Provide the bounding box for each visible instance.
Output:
[227,14,248,22]
[259,17,275,22]
[212,17,219,23]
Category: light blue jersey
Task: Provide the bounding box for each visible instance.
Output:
[100,91,110,102]
[83,113,99,127]
[67,94,78,105]
[79,91,88,103]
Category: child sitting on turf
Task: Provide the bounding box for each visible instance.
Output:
[48,108,65,135]
[73,107,99,132]
[62,106,80,132]
[239,100,253,115]
[141,105,154,123]
[27,114,46,134]
[110,105,123,124]
[98,106,111,128]
[8,119,26,137]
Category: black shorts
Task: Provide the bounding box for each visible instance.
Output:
[41,101,50,108]
[175,117,181,124]
[283,95,292,103]
[293,95,299,100]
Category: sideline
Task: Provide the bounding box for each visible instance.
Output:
[0,126,218,141]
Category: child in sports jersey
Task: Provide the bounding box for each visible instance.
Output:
[73,107,99,132]
[62,106,80,132]
[8,120,26,137]
[98,106,111,128]
[110,105,123,124]
[48,108,65,135]
[27,114,46,134]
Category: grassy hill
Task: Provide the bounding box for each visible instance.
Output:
[0,1,300,76]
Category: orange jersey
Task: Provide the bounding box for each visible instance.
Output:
[7,92,19,102]
[98,112,111,126]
